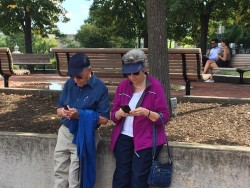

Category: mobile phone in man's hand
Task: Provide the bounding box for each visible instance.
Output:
[121,105,131,113]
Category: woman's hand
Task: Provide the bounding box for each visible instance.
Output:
[130,107,160,122]
[115,108,130,120]
[130,107,148,117]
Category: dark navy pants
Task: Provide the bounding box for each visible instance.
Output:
[112,134,162,188]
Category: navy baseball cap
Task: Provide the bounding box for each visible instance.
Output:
[67,53,90,76]
[122,49,147,74]
[122,61,144,74]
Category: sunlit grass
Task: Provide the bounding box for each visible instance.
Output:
[214,70,250,77]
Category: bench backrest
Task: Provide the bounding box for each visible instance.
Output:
[12,54,50,65]
[167,48,202,81]
[51,48,202,83]
[51,48,126,84]
[0,48,15,76]
[231,54,250,67]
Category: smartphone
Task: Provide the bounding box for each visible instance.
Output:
[63,105,69,110]
[121,105,131,113]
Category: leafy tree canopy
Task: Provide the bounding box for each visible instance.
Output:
[0,0,68,36]
[88,0,147,45]
[75,24,136,48]
[0,32,58,54]
[166,0,249,52]
[0,0,69,52]
[88,0,249,52]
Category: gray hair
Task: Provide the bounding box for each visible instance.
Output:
[122,49,148,68]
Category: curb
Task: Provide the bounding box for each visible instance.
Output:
[176,95,250,104]
[0,88,249,104]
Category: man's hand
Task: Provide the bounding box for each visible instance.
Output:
[60,107,78,120]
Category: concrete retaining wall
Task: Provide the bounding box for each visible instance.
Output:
[0,132,249,188]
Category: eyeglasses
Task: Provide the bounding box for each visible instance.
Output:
[125,71,141,76]
[211,42,215,45]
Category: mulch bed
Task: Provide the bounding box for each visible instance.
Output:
[0,93,249,147]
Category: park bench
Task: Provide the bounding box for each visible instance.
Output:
[166,48,202,94]
[50,48,202,95]
[51,48,125,85]
[0,48,30,87]
[212,54,250,84]
[12,53,51,71]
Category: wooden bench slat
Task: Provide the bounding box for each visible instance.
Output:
[12,54,51,66]
[51,48,202,95]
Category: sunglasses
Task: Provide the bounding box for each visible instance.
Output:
[73,67,89,79]
[125,71,141,76]
[74,75,83,79]
[211,42,215,45]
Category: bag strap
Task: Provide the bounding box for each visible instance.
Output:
[152,114,172,163]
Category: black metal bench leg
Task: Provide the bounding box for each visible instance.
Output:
[236,69,247,84]
[4,75,10,87]
[239,72,244,84]
[186,81,190,95]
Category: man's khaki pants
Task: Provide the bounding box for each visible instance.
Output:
[54,125,101,188]
[54,125,79,188]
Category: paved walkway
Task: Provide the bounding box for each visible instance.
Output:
[0,73,249,99]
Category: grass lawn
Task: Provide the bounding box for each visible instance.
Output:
[215,70,250,77]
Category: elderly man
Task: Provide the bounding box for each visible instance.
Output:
[54,53,110,188]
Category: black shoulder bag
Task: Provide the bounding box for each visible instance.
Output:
[147,115,173,187]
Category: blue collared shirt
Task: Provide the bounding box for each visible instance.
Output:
[209,46,221,61]
[57,74,110,127]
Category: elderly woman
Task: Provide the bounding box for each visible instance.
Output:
[110,49,170,188]
[203,39,232,82]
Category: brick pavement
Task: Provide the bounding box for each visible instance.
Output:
[0,73,249,99]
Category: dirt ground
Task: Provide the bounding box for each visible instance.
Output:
[0,93,249,147]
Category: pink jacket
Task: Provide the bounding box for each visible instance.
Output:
[110,74,170,152]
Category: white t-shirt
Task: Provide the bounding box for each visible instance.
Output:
[121,91,143,137]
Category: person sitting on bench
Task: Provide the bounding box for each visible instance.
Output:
[203,39,232,83]
[202,38,221,67]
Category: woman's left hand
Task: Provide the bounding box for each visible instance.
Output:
[130,107,148,117]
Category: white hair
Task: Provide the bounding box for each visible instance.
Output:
[123,49,148,68]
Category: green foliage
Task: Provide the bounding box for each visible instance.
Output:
[89,0,146,45]
[0,32,58,54]
[224,25,250,48]
[4,32,25,52]
[89,0,249,50]
[164,0,250,54]
[222,0,250,48]
[0,33,7,46]
[0,0,69,52]
[75,24,136,48]
[32,35,58,54]
[0,0,68,35]
[59,36,81,48]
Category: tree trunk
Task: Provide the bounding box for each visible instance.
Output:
[143,33,148,48]
[199,14,210,55]
[146,0,170,107]
[24,10,34,71]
